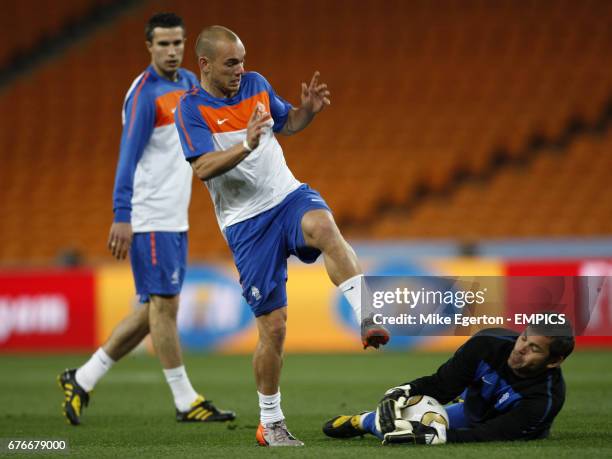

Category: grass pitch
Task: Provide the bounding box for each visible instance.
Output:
[1,351,611,458]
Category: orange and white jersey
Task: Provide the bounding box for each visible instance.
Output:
[176,72,301,230]
[113,66,199,232]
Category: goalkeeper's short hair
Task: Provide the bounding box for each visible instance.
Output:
[529,318,575,361]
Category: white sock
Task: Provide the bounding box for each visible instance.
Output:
[163,366,199,412]
[75,348,115,392]
[340,274,364,323]
[258,391,284,425]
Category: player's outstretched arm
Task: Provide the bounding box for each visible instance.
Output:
[280,71,330,136]
[191,103,270,181]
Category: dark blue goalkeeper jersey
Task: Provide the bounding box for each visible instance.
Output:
[408,328,566,443]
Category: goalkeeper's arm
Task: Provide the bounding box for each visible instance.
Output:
[379,335,485,411]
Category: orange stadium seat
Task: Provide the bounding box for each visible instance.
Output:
[370,130,612,239]
[0,0,112,65]
[0,0,611,263]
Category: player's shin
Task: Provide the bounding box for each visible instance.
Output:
[339,274,390,348]
[339,273,364,323]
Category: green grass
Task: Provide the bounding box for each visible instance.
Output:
[1,351,611,458]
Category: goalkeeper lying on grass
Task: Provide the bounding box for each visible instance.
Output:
[324,323,574,445]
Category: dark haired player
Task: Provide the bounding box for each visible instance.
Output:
[58,13,234,425]
[324,323,574,445]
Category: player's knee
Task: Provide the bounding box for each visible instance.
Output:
[258,311,287,348]
[137,304,151,330]
[265,323,286,349]
[266,316,287,341]
[149,295,179,318]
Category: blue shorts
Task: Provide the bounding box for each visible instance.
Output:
[224,184,331,317]
[445,402,471,429]
[130,231,187,303]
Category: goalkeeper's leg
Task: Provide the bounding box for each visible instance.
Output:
[445,402,469,429]
[322,409,383,440]
[361,411,384,439]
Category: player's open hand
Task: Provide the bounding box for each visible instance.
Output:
[301,71,330,114]
[246,102,271,150]
[108,222,133,260]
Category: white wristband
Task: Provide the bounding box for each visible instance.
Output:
[242,139,253,152]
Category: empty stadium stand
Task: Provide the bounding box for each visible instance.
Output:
[0,0,611,264]
[0,0,116,66]
[370,129,612,239]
